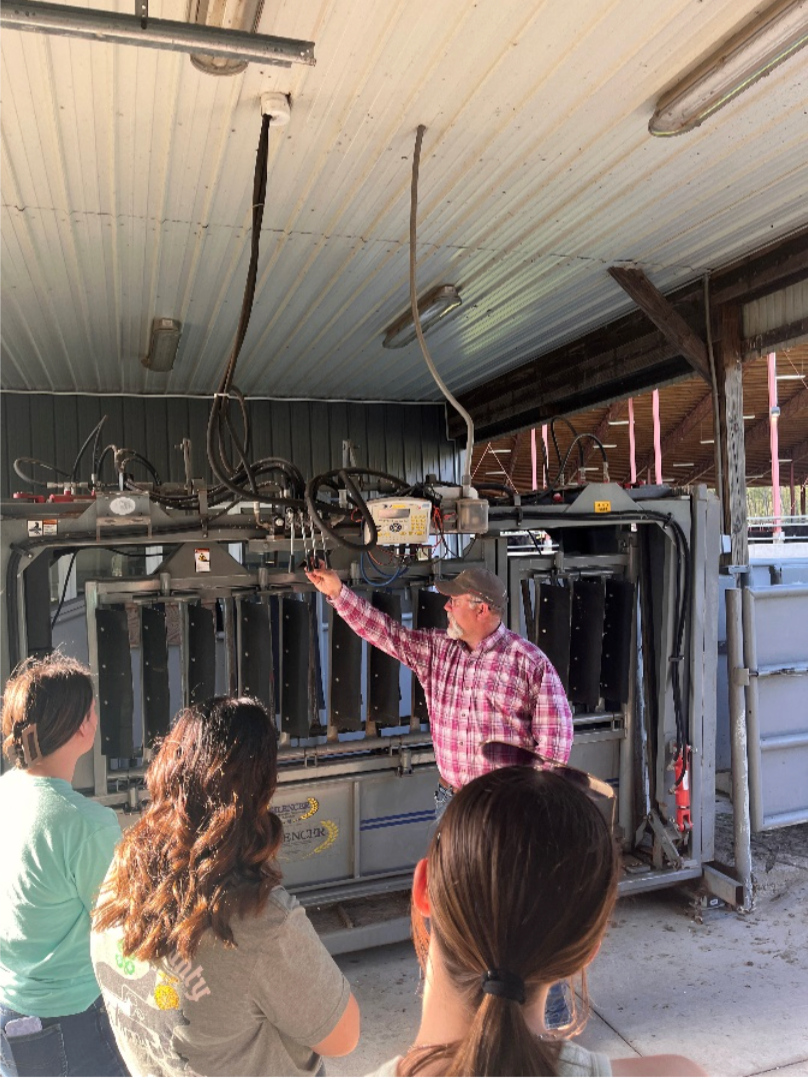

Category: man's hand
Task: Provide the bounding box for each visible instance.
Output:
[305,561,343,601]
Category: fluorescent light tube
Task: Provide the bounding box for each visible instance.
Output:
[382,285,462,349]
[649,0,808,136]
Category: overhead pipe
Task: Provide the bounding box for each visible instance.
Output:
[0,0,316,67]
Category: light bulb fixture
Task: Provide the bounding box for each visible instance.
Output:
[491,449,512,454]
[608,419,631,426]
[601,443,618,448]
[672,462,696,468]
[776,373,805,380]
[190,0,264,75]
[649,0,808,136]
[382,285,462,349]
[142,318,182,372]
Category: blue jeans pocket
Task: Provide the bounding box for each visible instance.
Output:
[5,1026,67,1078]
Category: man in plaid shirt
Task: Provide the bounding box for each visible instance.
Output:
[305,564,573,815]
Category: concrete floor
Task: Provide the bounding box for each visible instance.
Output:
[324,802,808,1077]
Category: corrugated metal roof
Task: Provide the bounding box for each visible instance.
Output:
[2,0,808,399]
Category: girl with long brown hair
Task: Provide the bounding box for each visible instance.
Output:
[375,766,705,1077]
[92,696,358,1077]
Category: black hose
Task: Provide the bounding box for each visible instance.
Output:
[71,416,107,485]
[13,458,70,490]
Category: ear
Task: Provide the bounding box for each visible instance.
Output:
[412,858,431,917]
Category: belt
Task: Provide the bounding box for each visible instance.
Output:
[438,777,457,794]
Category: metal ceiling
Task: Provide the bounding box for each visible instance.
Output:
[2,0,808,400]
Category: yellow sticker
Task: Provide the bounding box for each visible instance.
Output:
[594,501,611,513]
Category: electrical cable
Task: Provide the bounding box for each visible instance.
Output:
[409,125,475,492]
[549,417,583,476]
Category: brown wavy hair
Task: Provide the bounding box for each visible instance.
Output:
[93,696,282,962]
[1,652,93,767]
[402,767,620,1077]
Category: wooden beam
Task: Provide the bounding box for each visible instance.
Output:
[608,267,711,382]
[717,306,748,566]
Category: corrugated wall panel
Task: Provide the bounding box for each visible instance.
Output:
[0,393,458,499]
[744,282,808,352]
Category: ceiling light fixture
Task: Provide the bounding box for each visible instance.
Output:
[700,438,715,444]
[382,285,462,349]
[608,419,631,426]
[142,318,182,372]
[776,373,805,380]
[491,449,512,454]
[649,0,808,136]
[672,462,695,468]
[601,443,618,449]
[190,0,264,75]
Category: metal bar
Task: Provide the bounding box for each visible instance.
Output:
[727,587,754,908]
[755,663,808,678]
[320,916,411,958]
[747,585,808,600]
[1,1,316,66]
[701,863,746,908]
[618,863,703,896]
[759,732,808,750]
[617,539,638,849]
[85,581,109,799]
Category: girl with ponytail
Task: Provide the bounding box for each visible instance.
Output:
[376,766,705,1077]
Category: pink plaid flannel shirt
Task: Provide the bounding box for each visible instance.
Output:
[331,586,573,788]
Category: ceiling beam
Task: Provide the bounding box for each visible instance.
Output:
[452,227,808,442]
[608,267,711,382]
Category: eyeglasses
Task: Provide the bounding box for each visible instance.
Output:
[445,594,485,609]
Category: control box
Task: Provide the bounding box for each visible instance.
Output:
[364,498,432,545]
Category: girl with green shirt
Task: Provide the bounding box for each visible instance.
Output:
[0,654,127,1078]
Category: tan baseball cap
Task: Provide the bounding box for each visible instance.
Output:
[435,568,507,612]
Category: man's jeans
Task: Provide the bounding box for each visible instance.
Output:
[433,783,573,1030]
[0,997,128,1078]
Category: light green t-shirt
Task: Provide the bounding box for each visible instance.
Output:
[0,770,121,1016]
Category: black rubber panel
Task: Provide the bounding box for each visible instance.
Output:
[600,579,635,705]
[96,606,135,758]
[280,597,311,738]
[240,600,273,714]
[141,604,170,743]
[330,606,363,731]
[308,593,325,713]
[368,591,402,725]
[536,583,572,692]
[269,596,281,720]
[412,589,446,722]
[187,604,216,705]
[568,579,606,708]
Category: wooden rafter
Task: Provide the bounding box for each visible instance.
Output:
[608,267,711,382]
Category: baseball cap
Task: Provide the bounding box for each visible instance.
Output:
[435,568,507,612]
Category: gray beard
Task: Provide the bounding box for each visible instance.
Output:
[446,615,465,640]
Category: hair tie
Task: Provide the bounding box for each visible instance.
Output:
[480,968,525,1004]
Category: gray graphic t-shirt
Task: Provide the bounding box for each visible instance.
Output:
[91,884,350,1077]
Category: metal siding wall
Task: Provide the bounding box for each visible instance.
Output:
[1,394,458,498]
[743,282,808,346]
